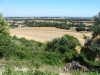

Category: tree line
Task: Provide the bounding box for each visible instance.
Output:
[23,20,93,31]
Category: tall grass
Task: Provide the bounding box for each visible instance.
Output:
[2,67,100,75]
[2,67,59,75]
[72,71,99,75]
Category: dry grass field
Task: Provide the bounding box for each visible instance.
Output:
[10,27,92,46]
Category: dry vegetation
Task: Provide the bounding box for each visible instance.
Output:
[10,27,92,46]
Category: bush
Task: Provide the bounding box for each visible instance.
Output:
[76,27,86,31]
[46,35,81,62]
[80,39,100,68]
[46,35,80,53]
[42,52,62,65]
[2,67,59,75]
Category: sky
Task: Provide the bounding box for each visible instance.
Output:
[0,0,100,17]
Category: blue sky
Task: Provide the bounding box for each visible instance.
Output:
[0,0,100,17]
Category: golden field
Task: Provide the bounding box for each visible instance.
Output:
[10,27,92,46]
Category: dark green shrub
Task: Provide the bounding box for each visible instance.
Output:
[34,70,43,75]
[46,35,81,62]
[42,52,62,65]
[76,27,86,31]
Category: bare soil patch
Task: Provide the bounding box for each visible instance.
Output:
[10,27,92,46]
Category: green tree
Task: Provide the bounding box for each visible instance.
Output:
[92,12,100,38]
[81,39,100,61]
[81,12,100,66]
[0,13,9,35]
[46,35,81,62]
[92,25,100,38]
[0,13,10,57]
[93,12,100,26]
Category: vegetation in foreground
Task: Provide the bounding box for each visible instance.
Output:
[0,13,100,75]
[2,67,100,75]
[2,67,59,75]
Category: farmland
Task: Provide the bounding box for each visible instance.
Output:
[10,27,92,46]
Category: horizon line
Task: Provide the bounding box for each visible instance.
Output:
[5,16,92,18]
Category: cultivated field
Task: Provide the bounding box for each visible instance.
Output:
[10,27,92,46]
